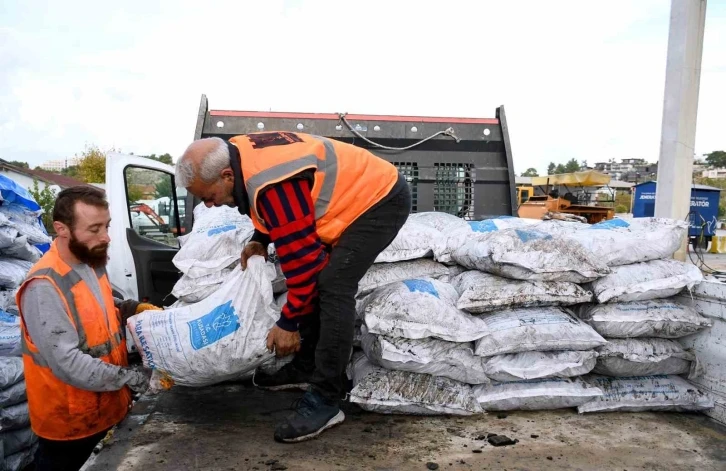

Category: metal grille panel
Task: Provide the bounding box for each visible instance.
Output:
[392,161,419,212]
[434,163,475,220]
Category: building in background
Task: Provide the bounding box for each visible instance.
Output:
[0,159,86,193]
[38,157,81,172]
[593,158,658,184]
[702,168,726,179]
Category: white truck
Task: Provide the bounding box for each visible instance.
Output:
[93,99,726,470]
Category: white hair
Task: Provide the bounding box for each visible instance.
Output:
[175,137,230,187]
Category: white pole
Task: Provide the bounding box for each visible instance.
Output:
[655,0,707,261]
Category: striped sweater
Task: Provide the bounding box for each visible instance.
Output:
[257,178,328,331]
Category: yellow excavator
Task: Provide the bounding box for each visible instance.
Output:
[517,171,615,224]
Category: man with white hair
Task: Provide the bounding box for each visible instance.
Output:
[175,132,411,442]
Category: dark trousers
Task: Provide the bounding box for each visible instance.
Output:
[35,429,110,471]
[296,175,411,402]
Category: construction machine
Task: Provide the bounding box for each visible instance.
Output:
[517,170,615,224]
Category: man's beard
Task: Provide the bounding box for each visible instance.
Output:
[69,233,109,268]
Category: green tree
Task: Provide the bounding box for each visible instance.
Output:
[127,185,146,203]
[10,160,29,169]
[61,165,81,179]
[564,158,581,173]
[555,164,566,174]
[75,145,109,183]
[28,179,57,234]
[705,150,726,168]
[145,153,173,165]
[154,177,173,199]
[547,162,556,175]
[521,168,539,177]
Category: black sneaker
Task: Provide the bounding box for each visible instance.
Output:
[274,389,345,443]
[254,361,312,391]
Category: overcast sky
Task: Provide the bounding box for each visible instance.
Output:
[1,0,724,174]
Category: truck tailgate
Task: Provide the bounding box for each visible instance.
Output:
[85,383,726,471]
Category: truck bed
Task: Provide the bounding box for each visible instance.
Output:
[84,383,726,471]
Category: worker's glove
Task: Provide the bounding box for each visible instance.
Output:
[117,300,140,325]
[136,303,162,314]
[127,368,151,395]
[241,241,269,270]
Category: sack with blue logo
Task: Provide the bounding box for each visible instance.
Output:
[452,228,610,283]
[173,204,255,278]
[128,256,278,387]
[357,277,490,343]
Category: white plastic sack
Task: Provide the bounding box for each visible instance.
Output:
[360,329,489,384]
[0,236,42,262]
[0,225,18,249]
[593,338,697,378]
[433,217,538,265]
[374,221,441,263]
[0,402,30,431]
[473,307,607,357]
[452,271,592,314]
[4,443,38,471]
[578,375,714,413]
[0,357,23,389]
[358,259,449,297]
[0,258,32,290]
[128,257,278,387]
[452,228,610,283]
[0,312,21,357]
[565,218,687,267]
[347,353,483,415]
[407,211,469,233]
[0,380,26,408]
[472,377,603,411]
[172,265,236,304]
[483,350,598,382]
[0,427,37,458]
[0,289,18,314]
[589,259,703,303]
[358,278,490,342]
[574,299,711,338]
[173,204,254,278]
[0,203,51,245]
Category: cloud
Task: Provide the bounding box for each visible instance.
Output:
[0,0,723,175]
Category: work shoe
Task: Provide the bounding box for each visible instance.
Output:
[274,389,345,443]
[254,361,312,391]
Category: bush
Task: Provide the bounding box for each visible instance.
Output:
[615,204,628,213]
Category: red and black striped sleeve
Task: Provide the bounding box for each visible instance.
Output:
[257,178,328,331]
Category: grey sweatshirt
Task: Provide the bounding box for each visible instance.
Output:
[20,263,146,392]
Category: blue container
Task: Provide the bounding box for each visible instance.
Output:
[633,181,721,238]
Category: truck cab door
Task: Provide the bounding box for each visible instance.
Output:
[106,153,187,307]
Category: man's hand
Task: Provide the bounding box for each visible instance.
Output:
[241,241,268,270]
[127,369,150,394]
[266,325,301,357]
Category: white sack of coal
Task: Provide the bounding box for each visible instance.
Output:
[347,353,483,416]
[593,338,698,378]
[358,278,490,342]
[473,307,607,357]
[588,259,703,303]
[374,220,441,263]
[578,375,714,413]
[451,271,592,314]
[407,211,469,233]
[573,299,711,338]
[358,259,449,297]
[360,329,489,384]
[173,204,254,278]
[483,350,598,382]
[433,217,538,265]
[452,228,609,283]
[472,377,603,411]
[565,218,688,267]
[127,257,277,387]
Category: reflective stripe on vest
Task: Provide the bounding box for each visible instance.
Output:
[244,135,338,221]
[22,267,124,366]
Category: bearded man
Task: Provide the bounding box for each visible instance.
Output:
[16,185,158,471]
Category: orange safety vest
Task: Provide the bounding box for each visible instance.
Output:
[231,132,400,245]
[16,242,132,441]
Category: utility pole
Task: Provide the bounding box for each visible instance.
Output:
[655,0,707,261]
